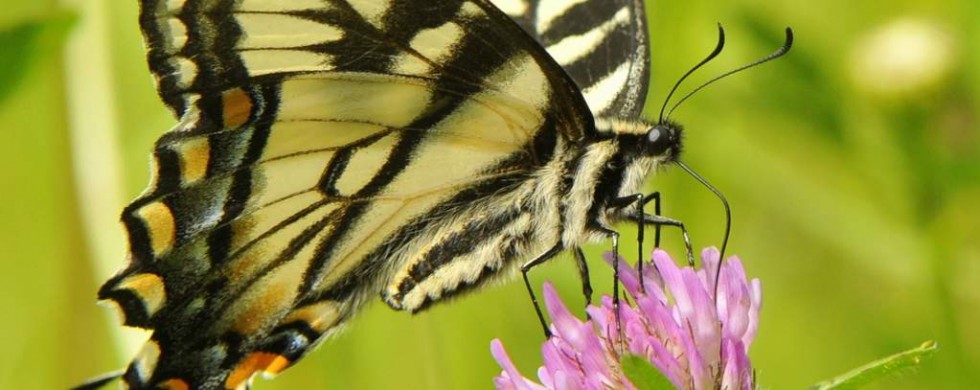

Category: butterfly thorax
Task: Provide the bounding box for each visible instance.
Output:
[556,118,682,245]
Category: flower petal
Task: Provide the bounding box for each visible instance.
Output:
[603,253,642,298]
[490,247,759,390]
[698,247,721,295]
[491,339,545,390]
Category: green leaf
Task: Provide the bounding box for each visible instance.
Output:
[621,354,674,390]
[811,341,938,389]
[0,11,77,105]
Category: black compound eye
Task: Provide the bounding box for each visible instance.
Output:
[642,124,679,158]
[639,121,682,160]
[646,125,672,151]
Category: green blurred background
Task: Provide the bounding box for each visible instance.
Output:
[1,0,977,388]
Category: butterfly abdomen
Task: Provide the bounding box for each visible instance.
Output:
[379,178,554,312]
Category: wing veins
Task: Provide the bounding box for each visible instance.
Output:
[149,198,340,332]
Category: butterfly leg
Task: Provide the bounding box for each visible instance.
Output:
[628,212,695,266]
[607,193,645,296]
[572,247,593,316]
[521,243,564,338]
[591,223,626,352]
[635,192,662,293]
[609,193,694,293]
[642,192,663,248]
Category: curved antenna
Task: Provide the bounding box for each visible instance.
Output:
[676,161,731,300]
[658,24,726,123]
[666,27,794,119]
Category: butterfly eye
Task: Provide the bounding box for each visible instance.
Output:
[644,125,673,156]
[647,126,663,144]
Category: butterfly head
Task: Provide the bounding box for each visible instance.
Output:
[595,118,683,166]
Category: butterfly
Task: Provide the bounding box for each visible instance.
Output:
[82,0,790,388]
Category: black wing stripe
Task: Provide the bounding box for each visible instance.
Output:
[539,2,626,44]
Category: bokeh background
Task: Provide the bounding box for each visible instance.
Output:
[2,0,977,388]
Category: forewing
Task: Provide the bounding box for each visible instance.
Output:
[490,0,651,118]
[102,0,594,387]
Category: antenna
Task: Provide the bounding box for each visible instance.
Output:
[666,27,795,119]
[658,24,726,123]
[675,161,731,299]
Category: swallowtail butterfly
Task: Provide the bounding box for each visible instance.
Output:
[81,0,790,388]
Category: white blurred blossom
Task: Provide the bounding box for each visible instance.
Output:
[850,19,956,96]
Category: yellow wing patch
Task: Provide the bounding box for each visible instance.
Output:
[136,202,176,256]
[234,13,344,49]
[116,273,168,317]
[261,121,388,161]
[333,133,399,196]
[175,137,210,184]
[275,75,433,127]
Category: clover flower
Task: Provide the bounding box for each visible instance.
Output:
[491,247,761,390]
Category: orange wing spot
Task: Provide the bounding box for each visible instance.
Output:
[222,88,253,129]
[263,354,291,375]
[158,378,190,390]
[225,352,292,389]
[117,273,167,316]
[136,202,176,256]
[177,137,210,183]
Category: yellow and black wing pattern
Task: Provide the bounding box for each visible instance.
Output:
[497,0,650,117]
[94,0,665,388]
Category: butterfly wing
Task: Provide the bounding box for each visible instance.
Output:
[100,0,596,388]
[491,0,651,117]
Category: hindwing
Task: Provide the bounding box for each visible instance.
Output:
[99,0,613,387]
[492,0,651,117]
